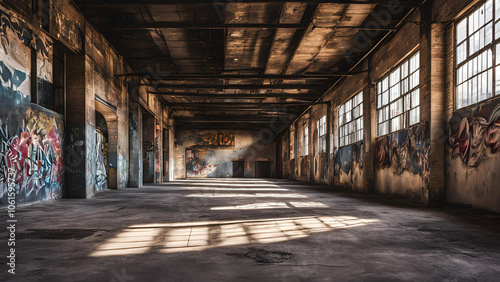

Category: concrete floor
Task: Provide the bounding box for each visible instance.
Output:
[1,179,500,282]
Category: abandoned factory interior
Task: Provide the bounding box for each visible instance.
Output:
[0,0,500,281]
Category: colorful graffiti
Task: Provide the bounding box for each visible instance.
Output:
[0,107,64,205]
[190,133,235,148]
[448,100,500,167]
[186,149,219,178]
[376,124,429,177]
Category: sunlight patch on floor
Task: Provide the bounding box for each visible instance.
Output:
[89,216,378,257]
[210,202,328,210]
[186,193,308,198]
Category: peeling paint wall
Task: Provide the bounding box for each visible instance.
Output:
[175,130,274,179]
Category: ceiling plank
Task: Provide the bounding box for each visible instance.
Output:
[143,84,326,89]
[75,0,422,7]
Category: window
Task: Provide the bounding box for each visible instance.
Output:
[377,52,420,136]
[318,116,327,153]
[339,92,363,147]
[303,125,309,156]
[456,0,498,109]
[290,129,295,160]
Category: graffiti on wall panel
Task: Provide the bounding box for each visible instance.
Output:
[95,131,108,191]
[0,107,64,205]
[376,124,429,178]
[186,149,219,178]
[190,133,235,148]
[0,60,30,104]
[0,9,52,59]
[448,100,500,167]
[334,143,364,176]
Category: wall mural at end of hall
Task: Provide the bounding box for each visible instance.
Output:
[0,107,64,206]
[186,149,219,178]
[190,133,235,149]
[375,124,430,179]
[448,99,500,167]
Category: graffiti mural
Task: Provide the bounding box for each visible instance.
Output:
[334,143,364,189]
[376,124,429,177]
[448,100,500,167]
[185,149,219,178]
[95,131,108,191]
[189,133,235,148]
[0,60,30,104]
[0,107,64,206]
[374,124,430,197]
[0,9,52,60]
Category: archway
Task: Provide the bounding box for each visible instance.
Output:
[95,99,118,191]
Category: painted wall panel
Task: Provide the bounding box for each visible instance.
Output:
[446,99,500,212]
[375,124,430,199]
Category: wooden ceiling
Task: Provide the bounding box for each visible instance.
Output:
[74,0,420,130]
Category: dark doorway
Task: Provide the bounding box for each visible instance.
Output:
[255,161,271,178]
[142,108,155,184]
[232,161,245,178]
[163,128,169,182]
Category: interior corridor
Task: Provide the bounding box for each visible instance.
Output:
[2,179,499,281]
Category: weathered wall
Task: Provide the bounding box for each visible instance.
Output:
[175,130,274,179]
[440,0,500,212]
[375,124,430,198]
[0,5,64,206]
[446,98,500,211]
[1,0,135,202]
[276,0,500,212]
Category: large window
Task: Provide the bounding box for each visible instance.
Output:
[290,129,295,159]
[303,125,309,156]
[377,52,420,136]
[456,0,499,109]
[318,116,327,153]
[339,92,363,147]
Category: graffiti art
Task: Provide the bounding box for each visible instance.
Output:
[0,107,64,206]
[448,99,500,167]
[185,149,219,178]
[375,124,429,177]
[190,133,235,148]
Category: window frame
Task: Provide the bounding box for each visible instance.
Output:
[339,91,364,147]
[376,51,420,137]
[318,115,327,154]
[303,124,309,156]
[454,0,499,110]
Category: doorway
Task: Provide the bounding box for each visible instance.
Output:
[232,161,245,178]
[142,109,155,183]
[95,99,118,191]
[255,161,271,178]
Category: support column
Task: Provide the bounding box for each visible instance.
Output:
[420,3,446,204]
[363,71,377,194]
[128,81,143,188]
[65,53,87,198]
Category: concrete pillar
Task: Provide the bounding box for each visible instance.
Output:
[107,119,118,189]
[363,72,377,193]
[128,81,143,188]
[65,53,87,198]
[420,3,446,204]
[64,52,97,198]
